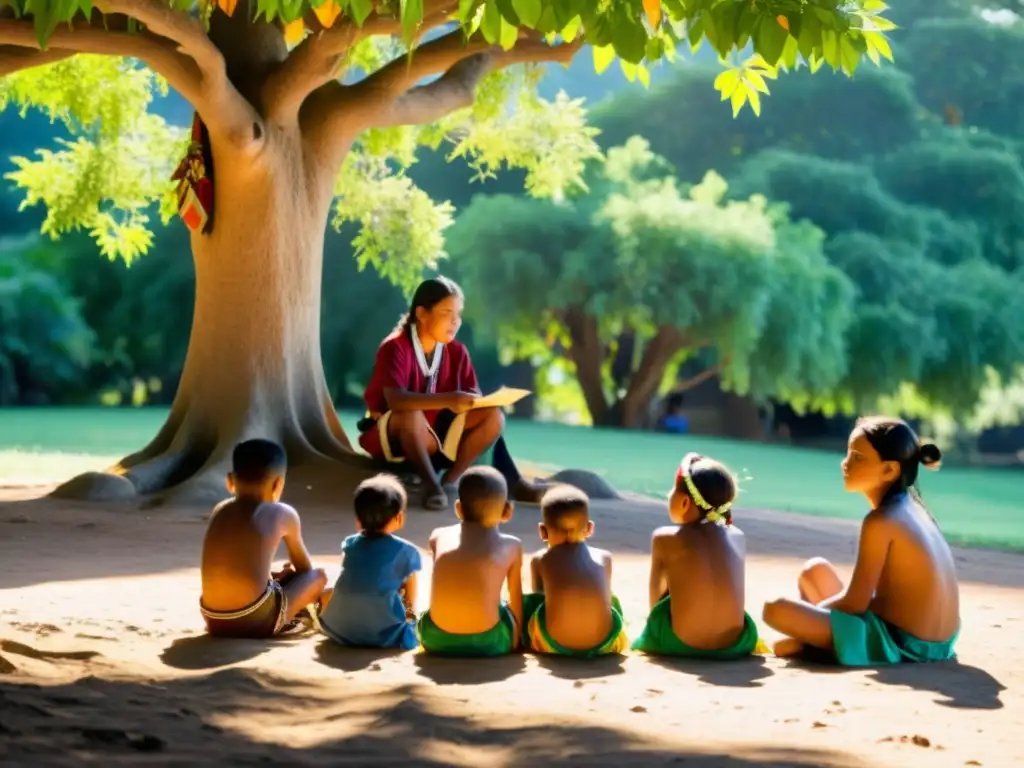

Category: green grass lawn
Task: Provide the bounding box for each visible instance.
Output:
[1,407,1021,551]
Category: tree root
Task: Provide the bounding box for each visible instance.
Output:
[49,411,379,508]
[50,400,616,509]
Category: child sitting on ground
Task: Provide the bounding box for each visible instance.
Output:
[762,416,959,666]
[200,439,327,638]
[522,486,629,658]
[419,466,523,656]
[318,474,422,650]
[632,452,763,658]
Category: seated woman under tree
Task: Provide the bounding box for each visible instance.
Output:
[357,276,543,510]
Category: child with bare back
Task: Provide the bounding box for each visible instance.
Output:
[522,486,629,658]
[199,439,327,638]
[419,466,523,656]
[632,452,763,658]
[762,416,959,666]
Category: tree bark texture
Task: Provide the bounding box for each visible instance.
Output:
[52,19,365,505]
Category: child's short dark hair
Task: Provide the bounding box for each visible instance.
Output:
[354,474,406,537]
[541,485,590,532]
[457,466,508,523]
[232,439,287,484]
[675,452,736,524]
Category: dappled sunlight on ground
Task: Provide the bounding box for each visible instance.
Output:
[0,490,1021,765]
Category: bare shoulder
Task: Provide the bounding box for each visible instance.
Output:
[588,545,612,564]
[500,531,523,547]
[206,498,233,523]
[427,524,452,554]
[530,546,549,563]
[652,524,680,542]
[652,524,684,553]
[725,525,746,556]
[430,523,457,541]
[500,533,524,561]
[262,501,299,524]
[863,508,897,538]
[211,498,233,514]
[253,501,298,536]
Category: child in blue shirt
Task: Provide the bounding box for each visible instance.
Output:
[319,474,422,649]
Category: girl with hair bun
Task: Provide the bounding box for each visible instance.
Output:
[762,416,960,666]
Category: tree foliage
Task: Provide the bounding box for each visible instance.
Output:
[447,137,854,427]
[729,141,1024,419]
[1,0,895,280]
[592,62,920,186]
[901,15,1024,138]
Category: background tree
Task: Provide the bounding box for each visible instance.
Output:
[447,137,855,428]
[0,236,95,406]
[0,0,895,503]
[729,145,1024,419]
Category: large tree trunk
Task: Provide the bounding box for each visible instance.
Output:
[55,125,372,505]
[52,18,376,506]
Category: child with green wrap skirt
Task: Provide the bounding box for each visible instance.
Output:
[419,467,524,656]
[632,452,766,659]
[522,486,630,658]
[762,416,960,666]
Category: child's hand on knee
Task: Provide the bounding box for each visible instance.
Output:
[272,562,296,581]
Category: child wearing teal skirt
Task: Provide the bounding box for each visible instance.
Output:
[522,486,630,658]
[633,452,767,659]
[762,416,960,666]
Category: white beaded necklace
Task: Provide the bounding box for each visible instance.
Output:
[411,327,444,393]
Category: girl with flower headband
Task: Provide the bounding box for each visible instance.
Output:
[357,276,544,511]
[762,416,960,666]
[631,451,768,658]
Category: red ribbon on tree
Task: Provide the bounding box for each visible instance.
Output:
[171,113,215,234]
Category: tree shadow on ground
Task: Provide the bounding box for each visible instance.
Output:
[159,634,298,671]
[0,668,868,766]
[533,653,627,681]
[781,651,1006,710]
[644,654,775,688]
[870,661,1006,710]
[412,652,527,685]
[313,640,408,672]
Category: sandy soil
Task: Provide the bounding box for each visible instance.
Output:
[0,484,1020,767]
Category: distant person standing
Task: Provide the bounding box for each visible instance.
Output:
[658,394,689,435]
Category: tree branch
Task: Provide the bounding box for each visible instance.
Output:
[0,5,262,154]
[368,36,583,128]
[670,359,728,394]
[0,44,74,76]
[0,17,205,105]
[95,0,263,152]
[95,0,221,72]
[263,1,457,126]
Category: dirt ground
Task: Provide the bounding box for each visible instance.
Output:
[0,482,1020,767]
